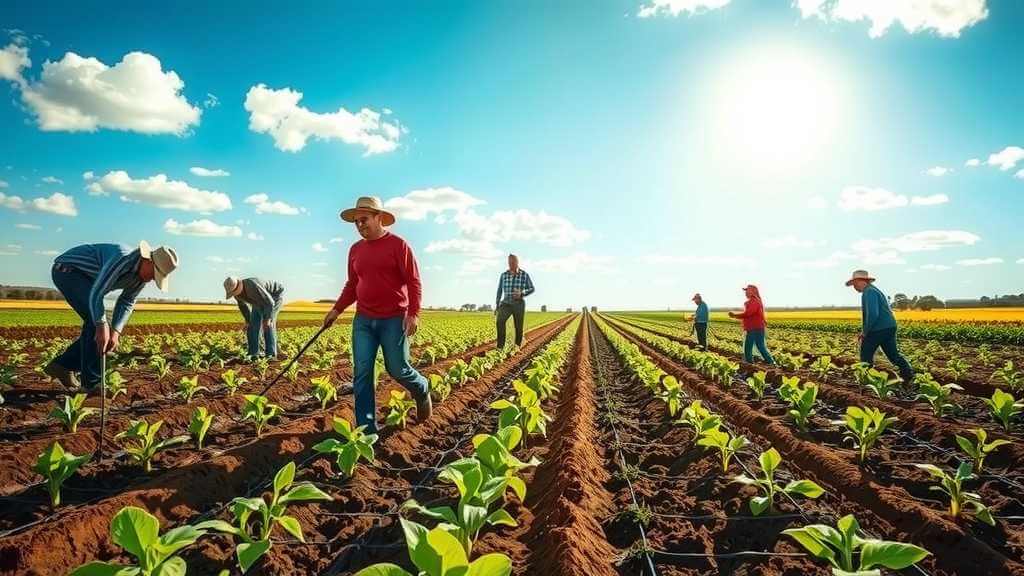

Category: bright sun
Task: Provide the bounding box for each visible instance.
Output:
[706,46,847,179]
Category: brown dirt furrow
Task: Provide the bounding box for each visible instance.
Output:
[518,314,618,576]
[0,315,576,575]
[603,316,1024,576]
[609,316,1024,466]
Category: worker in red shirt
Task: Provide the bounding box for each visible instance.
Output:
[323,196,431,433]
[728,284,776,365]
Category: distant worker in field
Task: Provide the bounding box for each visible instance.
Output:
[224,276,285,360]
[845,270,914,383]
[323,196,431,433]
[46,241,179,391]
[495,254,535,349]
[728,284,776,365]
[691,293,709,350]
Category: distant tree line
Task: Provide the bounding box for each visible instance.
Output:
[0,285,63,300]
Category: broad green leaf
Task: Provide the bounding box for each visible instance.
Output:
[151,556,187,576]
[760,448,781,474]
[274,462,296,496]
[280,483,332,504]
[277,515,305,542]
[110,507,160,562]
[507,476,527,502]
[194,520,241,536]
[467,553,513,576]
[237,539,272,573]
[486,508,517,527]
[154,525,204,558]
[782,527,836,564]
[425,526,469,573]
[68,562,137,576]
[859,540,930,570]
[353,564,413,576]
[784,479,825,498]
[313,438,343,453]
[749,495,771,516]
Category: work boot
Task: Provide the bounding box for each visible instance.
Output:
[44,361,80,390]
[415,392,433,423]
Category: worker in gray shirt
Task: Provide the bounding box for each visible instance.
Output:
[224,277,285,359]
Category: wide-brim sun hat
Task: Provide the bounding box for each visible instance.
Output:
[845,269,876,287]
[692,293,701,301]
[223,276,242,299]
[139,240,178,292]
[340,196,396,227]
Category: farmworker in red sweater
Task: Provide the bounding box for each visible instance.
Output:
[728,284,776,365]
[323,196,431,433]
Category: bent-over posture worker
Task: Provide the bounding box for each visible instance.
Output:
[846,270,914,382]
[729,284,776,365]
[46,241,178,391]
[692,293,709,350]
[323,196,431,434]
[495,254,535,348]
[225,276,285,360]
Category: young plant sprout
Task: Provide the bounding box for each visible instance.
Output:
[834,406,897,464]
[697,427,749,472]
[33,441,90,508]
[353,518,512,576]
[221,368,248,396]
[744,370,768,400]
[177,375,208,402]
[241,394,282,438]
[313,417,379,477]
[733,447,824,515]
[955,428,1011,475]
[49,393,96,433]
[309,375,337,410]
[385,390,417,428]
[984,388,1024,431]
[116,419,188,472]
[914,462,996,526]
[783,514,930,576]
[189,406,214,449]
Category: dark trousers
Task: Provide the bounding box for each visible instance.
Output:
[51,264,101,389]
[496,300,526,348]
[743,329,775,364]
[694,322,708,349]
[352,314,428,434]
[860,327,914,381]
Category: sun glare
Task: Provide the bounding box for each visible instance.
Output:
[706,46,847,179]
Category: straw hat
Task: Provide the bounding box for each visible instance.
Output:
[845,269,876,287]
[138,240,178,292]
[340,196,395,227]
[692,293,701,302]
[223,277,243,299]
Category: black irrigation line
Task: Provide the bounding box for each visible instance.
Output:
[599,315,937,576]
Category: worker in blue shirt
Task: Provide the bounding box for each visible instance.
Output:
[46,241,179,391]
[846,270,914,382]
[691,293,709,350]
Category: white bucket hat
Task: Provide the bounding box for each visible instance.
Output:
[845,269,876,287]
[339,196,396,226]
[223,276,243,299]
[138,240,178,292]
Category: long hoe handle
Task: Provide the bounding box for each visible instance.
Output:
[98,351,107,461]
[257,325,329,397]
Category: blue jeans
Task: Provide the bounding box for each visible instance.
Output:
[861,327,914,381]
[247,298,283,359]
[743,329,775,364]
[51,264,102,389]
[352,314,428,433]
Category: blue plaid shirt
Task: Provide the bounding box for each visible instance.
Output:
[54,243,145,332]
[496,269,535,308]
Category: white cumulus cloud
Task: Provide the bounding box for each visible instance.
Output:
[0,179,8,188]
[637,0,731,18]
[965,158,980,167]
[524,252,616,274]
[384,187,485,221]
[247,232,264,241]
[0,191,77,216]
[244,84,402,155]
[41,175,63,185]
[910,194,949,206]
[16,223,41,230]
[0,43,30,84]
[312,242,327,252]
[190,166,230,177]
[796,0,989,38]
[839,186,908,211]
[244,193,304,215]
[425,238,503,258]
[852,230,980,254]
[1016,169,1024,180]
[163,218,241,237]
[924,166,950,177]
[957,257,1003,266]
[18,50,200,134]
[87,171,231,213]
[987,146,1024,171]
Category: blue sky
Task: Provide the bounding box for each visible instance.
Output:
[1,0,1022,310]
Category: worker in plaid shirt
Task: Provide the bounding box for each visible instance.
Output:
[494,254,535,348]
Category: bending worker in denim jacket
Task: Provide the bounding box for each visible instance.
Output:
[46,241,179,391]
[846,270,914,382]
[225,277,285,359]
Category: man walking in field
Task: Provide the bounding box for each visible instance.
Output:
[495,254,535,349]
[691,293,709,350]
[45,241,179,391]
[846,270,914,382]
[323,196,431,433]
[224,276,285,360]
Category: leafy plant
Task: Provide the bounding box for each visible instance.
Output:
[253,356,270,379]
[657,375,685,417]
[744,370,768,400]
[241,394,282,438]
[221,368,248,396]
[914,380,962,417]
[864,369,899,399]
[776,352,807,371]
[116,419,188,472]
[470,427,540,503]
[991,360,1022,391]
[149,354,171,380]
[811,355,837,382]
[177,374,208,402]
[914,462,995,526]
[69,506,209,576]
[33,441,90,508]
[385,390,417,428]
[676,399,722,442]
[945,358,970,382]
[353,518,512,576]
[189,406,214,449]
[428,373,452,402]
[0,363,14,404]
[697,427,749,472]
[309,375,337,410]
[490,380,549,445]
[984,388,1024,431]
[783,514,930,576]
[786,381,818,432]
[312,417,378,477]
[733,447,823,515]
[284,361,301,382]
[955,428,1011,475]
[834,406,897,464]
[198,462,332,573]
[776,375,802,404]
[106,370,128,401]
[49,393,96,433]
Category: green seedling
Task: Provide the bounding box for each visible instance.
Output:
[385,390,417,429]
[811,355,837,382]
[744,370,768,400]
[955,428,1011,475]
[189,406,214,449]
[428,373,452,402]
[915,380,963,417]
[657,375,685,417]
[221,368,248,396]
[733,447,823,515]
[786,381,818,432]
[241,394,282,438]
[313,417,378,477]
[49,393,96,433]
[106,370,128,401]
[697,427,749,472]
[864,369,899,399]
[834,406,897,464]
[177,375,208,402]
[33,441,90,508]
[490,380,550,445]
[676,399,722,443]
[353,518,512,576]
[116,419,188,472]
[984,388,1024,431]
[309,375,337,410]
[914,462,995,526]
[148,355,171,380]
[783,514,930,576]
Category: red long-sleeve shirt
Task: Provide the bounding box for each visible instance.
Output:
[333,232,422,318]
[733,298,767,331]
